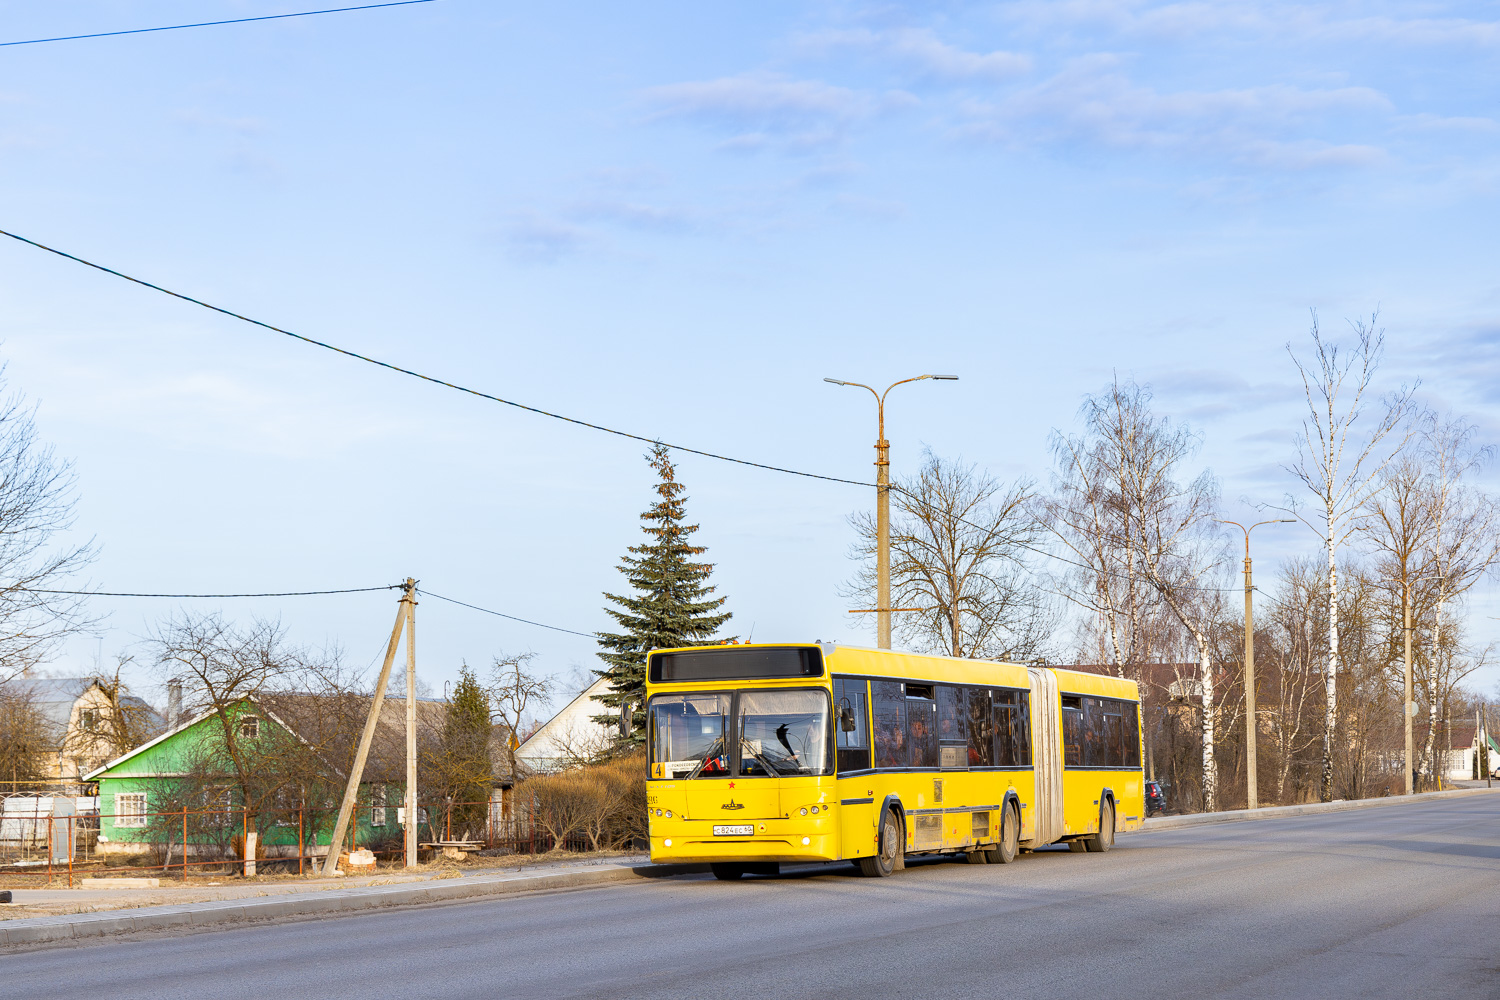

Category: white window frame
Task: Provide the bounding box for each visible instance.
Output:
[372,786,386,827]
[239,716,260,739]
[116,792,148,828]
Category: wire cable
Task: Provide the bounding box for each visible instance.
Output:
[0,228,1246,597]
[18,585,399,598]
[0,1,440,48]
[0,228,871,490]
[416,588,596,638]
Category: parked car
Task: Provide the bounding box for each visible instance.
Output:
[1145,780,1166,817]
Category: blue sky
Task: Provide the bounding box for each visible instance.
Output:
[1,1,1498,706]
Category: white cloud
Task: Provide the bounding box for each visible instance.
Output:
[645,72,877,130]
[803,27,1032,81]
[960,56,1392,168]
[1002,0,1500,47]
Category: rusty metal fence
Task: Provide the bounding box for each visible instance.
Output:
[0,796,601,887]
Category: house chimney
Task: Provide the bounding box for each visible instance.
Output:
[166,680,182,729]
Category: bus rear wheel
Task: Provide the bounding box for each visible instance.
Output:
[711,864,745,880]
[1084,801,1115,853]
[985,802,1019,864]
[858,808,902,877]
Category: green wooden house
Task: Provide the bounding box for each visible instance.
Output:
[85,694,434,861]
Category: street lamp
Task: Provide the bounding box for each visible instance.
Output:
[1218,518,1293,810]
[826,374,958,649]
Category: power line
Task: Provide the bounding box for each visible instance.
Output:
[0,228,870,490]
[0,1,440,48]
[416,588,596,638]
[0,228,1248,597]
[18,585,398,598]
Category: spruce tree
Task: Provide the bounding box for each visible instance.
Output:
[439,663,492,834]
[595,444,733,739]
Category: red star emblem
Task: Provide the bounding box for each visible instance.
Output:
[728,781,735,788]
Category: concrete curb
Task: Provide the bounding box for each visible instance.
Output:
[0,862,710,951]
[1138,785,1500,832]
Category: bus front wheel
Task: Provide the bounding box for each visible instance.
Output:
[1084,801,1115,853]
[859,809,903,877]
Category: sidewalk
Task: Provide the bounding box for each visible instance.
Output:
[1,855,706,950]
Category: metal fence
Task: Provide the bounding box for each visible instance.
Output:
[0,796,601,887]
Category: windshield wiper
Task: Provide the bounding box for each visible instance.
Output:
[686,736,726,779]
[742,739,795,776]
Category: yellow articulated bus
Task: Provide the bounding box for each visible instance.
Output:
[643,642,1144,879]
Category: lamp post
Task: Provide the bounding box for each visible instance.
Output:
[1218,519,1293,810]
[826,374,958,649]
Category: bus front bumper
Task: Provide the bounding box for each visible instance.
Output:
[650,832,838,865]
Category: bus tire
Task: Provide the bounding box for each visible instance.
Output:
[1084,800,1115,853]
[1068,839,1087,853]
[711,863,745,880]
[858,808,902,877]
[986,802,1019,864]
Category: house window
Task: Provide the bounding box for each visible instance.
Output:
[116,792,148,828]
[80,709,98,730]
[372,786,386,827]
[239,716,260,739]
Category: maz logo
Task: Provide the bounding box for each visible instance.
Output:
[721,799,745,811]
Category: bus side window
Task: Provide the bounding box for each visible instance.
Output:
[1015,690,1032,766]
[871,681,906,769]
[993,689,1016,766]
[1102,699,1124,767]
[1083,697,1107,767]
[1061,696,1083,767]
[833,677,871,772]
[1124,702,1141,768]
[966,688,992,765]
[905,684,939,768]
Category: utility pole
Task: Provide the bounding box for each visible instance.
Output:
[321,580,413,877]
[825,374,957,649]
[1218,519,1292,811]
[405,583,419,868]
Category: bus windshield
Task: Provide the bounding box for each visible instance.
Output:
[738,689,830,777]
[649,689,830,778]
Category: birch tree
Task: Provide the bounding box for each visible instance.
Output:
[1043,397,1156,679]
[1283,313,1415,801]
[1075,379,1227,810]
[1417,414,1500,780]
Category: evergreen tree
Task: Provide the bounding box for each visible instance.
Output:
[595,444,733,739]
[436,663,492,835]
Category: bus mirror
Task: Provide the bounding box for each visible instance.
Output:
[839,703,857,733]
[619,699,636,738]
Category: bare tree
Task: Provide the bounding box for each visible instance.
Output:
[1044,378,1169,679]
[1075,379,1228,810]
[0,375,96,686]
[150,612,353,841]
[1283,312,1416,801]
[1417,414,1500,780]
[847,450,1051,660]
[1262,560,1326,802]
[488,651,552,779]
[0,684,51,791]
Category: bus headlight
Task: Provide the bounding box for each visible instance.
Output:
[801,837,811,846]
[811,806,820,815]
[664,838,672,847]
[665,810,673,818]
[799,807,808,816]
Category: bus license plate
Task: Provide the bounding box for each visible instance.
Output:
[713,824,753,837]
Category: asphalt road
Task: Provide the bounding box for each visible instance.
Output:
[6,795,1500,1000]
